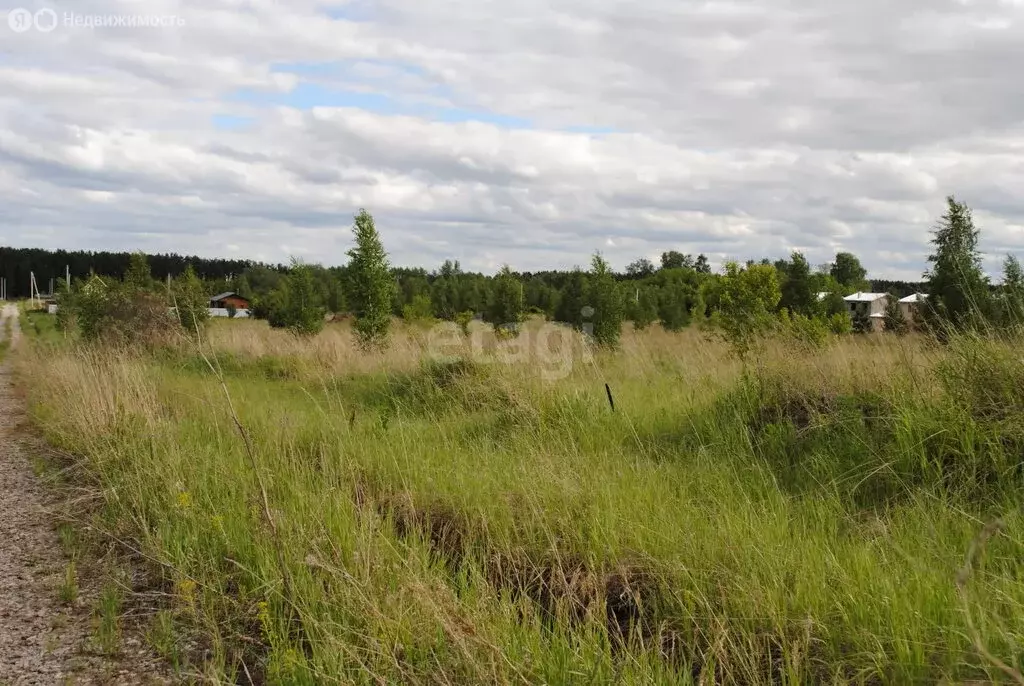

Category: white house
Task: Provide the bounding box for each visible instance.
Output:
[843,292,892,332]
[898,293,928,324]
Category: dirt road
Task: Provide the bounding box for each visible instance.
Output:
[0,305,169,684]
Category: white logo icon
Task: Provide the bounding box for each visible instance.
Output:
[7,7,32,32]
[33,7,56,31]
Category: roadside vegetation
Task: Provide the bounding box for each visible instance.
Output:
[10,198,1024,683]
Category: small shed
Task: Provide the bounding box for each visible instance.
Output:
[209,292,250,310]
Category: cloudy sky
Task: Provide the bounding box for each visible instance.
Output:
[2,0,1023,279]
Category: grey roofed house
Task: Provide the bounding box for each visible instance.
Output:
[897,293,928,322]
[842,292,892,332]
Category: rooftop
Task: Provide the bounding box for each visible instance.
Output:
[843,292,890,303]
[898,293,928,304]
[210,291,241,301]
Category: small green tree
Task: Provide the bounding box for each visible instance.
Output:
[555,270,589,330]
[660,251,693,270]
[779,251,815,316]
[347,209,396,347]
[628,285,658,331]
[588,252,624,346]
[830,252,869,292]
[883,298,908,335]
[1000,255,1024,328]
[124,252,154,292]
[268,261,327,336]
[851,307,872,334]
[711,262,781,361]
[694,253,711,274]
[286,262,326,336]
[172,265,210,335]
[486,266,524,337]
[924,196,992,334]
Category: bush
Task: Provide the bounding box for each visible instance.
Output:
[455,310,474,337]
[785,312,830,348]
[69,275,177,346]
[402,294,435,324]
[827,312,853,335]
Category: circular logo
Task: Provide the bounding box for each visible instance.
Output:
[34,7,56,32]
[581,306,595,318]
[7,7,32,32]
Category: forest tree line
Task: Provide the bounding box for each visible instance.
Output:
[9,196,1023,351]
[1,243,918,323]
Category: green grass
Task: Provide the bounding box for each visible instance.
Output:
[0,314,11,361]
[22,309,64,344]
[16,323,1024,684]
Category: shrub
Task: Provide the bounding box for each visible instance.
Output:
[827,312,853,334]
[786,312,830,348]
[402,294,435,324]
[455,310,474,337]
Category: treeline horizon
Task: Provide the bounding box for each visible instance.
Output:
[0,245,926,301]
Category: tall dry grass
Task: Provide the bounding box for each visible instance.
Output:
[14,320,1024,684]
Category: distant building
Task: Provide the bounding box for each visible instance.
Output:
[843,292,892,332]
[898,293,928,324]
[209,292,250,310]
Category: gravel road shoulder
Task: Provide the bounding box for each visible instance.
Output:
[0,305,171,685]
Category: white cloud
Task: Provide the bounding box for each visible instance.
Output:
[2,0,1024,280]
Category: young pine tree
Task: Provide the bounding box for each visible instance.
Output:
[347,210,396,347]
[284,261,327,336]
[924,196,992,334]
[588,252,624,346]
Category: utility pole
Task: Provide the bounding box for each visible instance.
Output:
[66,264,70,290]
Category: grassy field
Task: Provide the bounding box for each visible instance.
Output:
[13,315,1024,684]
